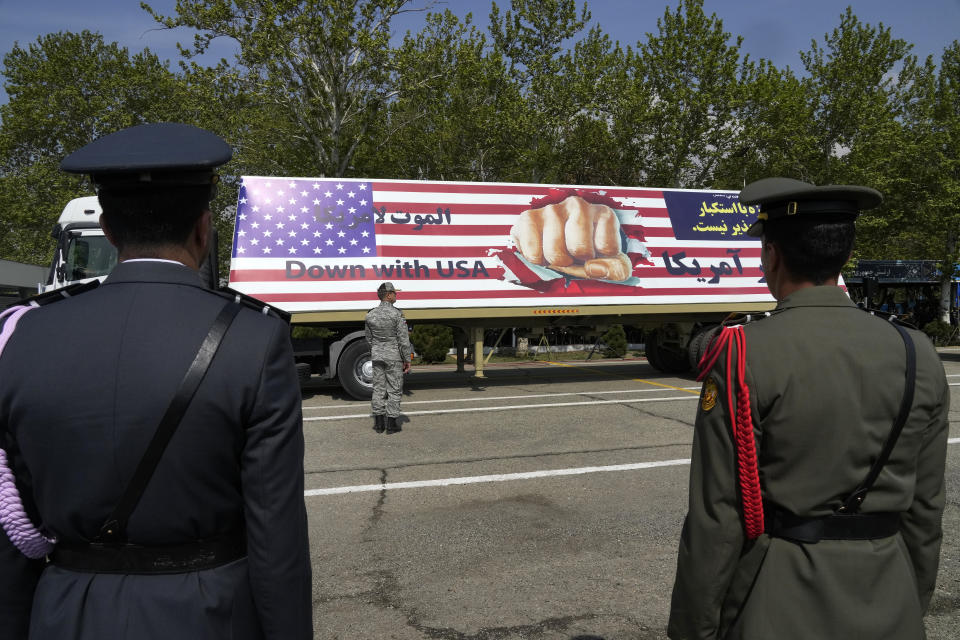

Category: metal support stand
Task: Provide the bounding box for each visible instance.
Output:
[472,327,485,378]
[484,327,509,366]
[533,333,550,361]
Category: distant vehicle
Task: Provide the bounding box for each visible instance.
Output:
[41,196,114,293]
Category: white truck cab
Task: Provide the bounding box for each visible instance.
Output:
[41,196,116,293]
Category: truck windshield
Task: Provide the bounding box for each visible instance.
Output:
[64,232,117,281]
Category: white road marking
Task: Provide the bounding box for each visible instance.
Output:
[307,439,960,497]
[305,459,692,496]
[302,386,702,410]
[303,395,699,421]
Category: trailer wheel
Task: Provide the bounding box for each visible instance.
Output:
[337,341,374,400]
[644,332,664,370]
[646,329,690,374]
[687,324,720,371]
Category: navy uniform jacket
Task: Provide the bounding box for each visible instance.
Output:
[668,286,949,639]
[0,261,312,640]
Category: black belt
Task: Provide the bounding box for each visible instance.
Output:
[766,508,899,544]
[50,529,246,574]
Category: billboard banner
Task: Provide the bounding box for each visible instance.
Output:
[228,177,770,312]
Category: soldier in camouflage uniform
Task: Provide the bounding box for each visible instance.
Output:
[668,178,949,639]
[365,282,412,434]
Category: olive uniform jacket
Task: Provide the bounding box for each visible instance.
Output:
[0,261,312,640]
[668,286,949,640]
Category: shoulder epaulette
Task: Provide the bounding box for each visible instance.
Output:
[720,309,781,327]
[215,287,290,323]
[856,304,918,330]
[6,280,100,310]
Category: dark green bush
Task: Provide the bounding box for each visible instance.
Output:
[411,324,453,363]
[601,324,628,358]
[922,319,954,346]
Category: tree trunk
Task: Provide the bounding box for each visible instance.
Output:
[940,232,957,323]
[939,279,952,323]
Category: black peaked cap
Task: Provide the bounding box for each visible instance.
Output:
[60,122,232,188]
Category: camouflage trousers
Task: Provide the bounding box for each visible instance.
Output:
[371,360,404,417]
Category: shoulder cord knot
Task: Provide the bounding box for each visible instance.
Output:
[0,305,56,558]
[697,326,765,540]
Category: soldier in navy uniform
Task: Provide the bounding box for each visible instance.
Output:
[0,123,312,639]
[668,178,949,639]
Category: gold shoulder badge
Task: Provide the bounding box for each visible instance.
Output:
[701,378,719,412]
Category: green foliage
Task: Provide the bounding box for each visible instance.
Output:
[290,325,334,339]
[922,319,955,346]
[0,31,211,265]
[1,0,959,281]
[601,324,628,358]
[625,0,747,188]
[143,0,409,178]
[410,324,453,363]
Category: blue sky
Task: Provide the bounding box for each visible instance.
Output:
[1,0,958,105]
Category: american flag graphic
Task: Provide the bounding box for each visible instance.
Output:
[229,176,774,313]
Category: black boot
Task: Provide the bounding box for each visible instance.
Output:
[373,414,385,433]
[385,416,401,434]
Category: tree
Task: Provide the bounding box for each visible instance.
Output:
[143,0,432,178]
[601,324,627,358]
[713,61,818,189]
[0,31,201,264]
[359,9,524,182]
[797,7,917,186]
[894,42,960,320]
[619,0,747,188]
[410,324,452,363]
[488,0,593,183]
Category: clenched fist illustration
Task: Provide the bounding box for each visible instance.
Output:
[510,195,632,281]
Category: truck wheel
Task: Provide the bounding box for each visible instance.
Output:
[646,329,690,374]
[337,341,374,400]
[686,324,720,372]
[645,332,665,370]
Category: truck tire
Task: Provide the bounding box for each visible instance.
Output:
[644,332,664,371]
[646,329,690,374]
[337,340,374,400]
[687,324,720,372]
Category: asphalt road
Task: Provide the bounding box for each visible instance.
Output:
[300,354,960,640]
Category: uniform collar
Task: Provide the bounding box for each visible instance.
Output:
[103,260,206,288]
[776,285,855,310]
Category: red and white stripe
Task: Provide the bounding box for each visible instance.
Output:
[229,178,774,313]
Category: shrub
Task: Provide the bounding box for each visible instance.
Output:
[601,324,628,358]
[410,324,453,363]
[922,319,954,346]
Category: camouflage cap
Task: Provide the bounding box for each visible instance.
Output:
[377,282,400,296]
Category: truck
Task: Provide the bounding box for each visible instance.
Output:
[228,176,775,397]
[40,178,777,399]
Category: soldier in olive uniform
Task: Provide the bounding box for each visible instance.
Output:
[365,282,412,434]
[668,178,949,639]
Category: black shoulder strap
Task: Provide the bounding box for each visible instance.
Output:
[840,322,917,513]
[97,301,243,543]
